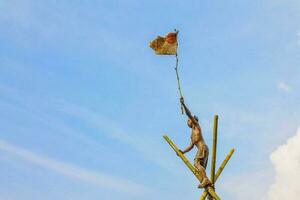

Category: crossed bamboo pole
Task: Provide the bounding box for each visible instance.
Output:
[163,115,234,200]
[199,148,234,200]
[163,135,221,200]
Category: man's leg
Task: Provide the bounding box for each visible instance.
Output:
[194,159,211,188]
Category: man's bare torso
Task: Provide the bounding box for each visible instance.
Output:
[191,124,205,146]
[191,124,207,159]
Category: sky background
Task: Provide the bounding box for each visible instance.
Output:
[0,0,300,200]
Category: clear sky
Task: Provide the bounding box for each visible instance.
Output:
[0,1,300,200]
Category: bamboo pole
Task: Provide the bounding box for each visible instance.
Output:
[163,135,198,175]
[215,148,234,180]
[199,148,235,200]
[163,135,221,200]
[210,115,218,185]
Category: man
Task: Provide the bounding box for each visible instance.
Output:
[178,97,211,188]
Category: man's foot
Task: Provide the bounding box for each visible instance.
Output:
[207,195,214,200]
[197,177,211,189]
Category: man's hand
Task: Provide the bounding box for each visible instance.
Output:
[180,97,184,104]
[176,149,184,156]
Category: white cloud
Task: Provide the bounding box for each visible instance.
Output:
[0,139,149,196]
[277,81,292,93]
[267,127,300,200]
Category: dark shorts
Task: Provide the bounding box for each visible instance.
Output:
[194,144,209,169]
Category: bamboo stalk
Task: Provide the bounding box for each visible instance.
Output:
[163,135,221,200]
[199,148,235,200]
[210,115,218,185]
[215,148,234,180]
[163,135,197,175]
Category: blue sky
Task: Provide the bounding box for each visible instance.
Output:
[0,0,300,199]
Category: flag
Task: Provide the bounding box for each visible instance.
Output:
[149,32,178,55]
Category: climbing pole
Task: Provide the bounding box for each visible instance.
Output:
[163,115,235,200]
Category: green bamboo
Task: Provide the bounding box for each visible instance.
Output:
[163,135,221,200]
[199,189,209,200]
[210,115,218,185]
[163,135,197,175]
[199,148,235,200]
[215,148,234,180]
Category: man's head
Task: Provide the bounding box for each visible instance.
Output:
[187,115,199,128]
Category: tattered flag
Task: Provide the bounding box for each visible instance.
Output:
[149,32,178,55]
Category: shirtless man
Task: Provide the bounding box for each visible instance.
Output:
[178,97,211,188]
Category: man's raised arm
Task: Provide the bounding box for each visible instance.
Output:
[180,97,198,124]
